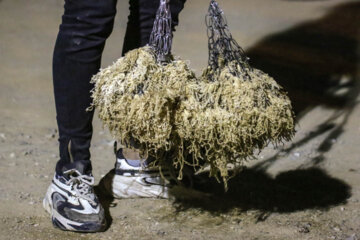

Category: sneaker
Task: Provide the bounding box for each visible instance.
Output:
[43,169,106,232]
[98,147,174,199]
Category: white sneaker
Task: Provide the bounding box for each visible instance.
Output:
[43,169,106,232]
[106,148,173,199]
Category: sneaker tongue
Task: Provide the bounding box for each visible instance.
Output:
[61,160,92,177]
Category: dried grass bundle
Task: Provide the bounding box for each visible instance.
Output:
[170,0,296,187]
[175,59,295,187]
[90,47,197,163]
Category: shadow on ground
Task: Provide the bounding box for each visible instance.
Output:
[94,176,115,231]
[172,167,350,217]
[96,166,351,223]
[248,1,359,116]
[246,1,360,170]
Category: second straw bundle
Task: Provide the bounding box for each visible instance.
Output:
[174,0,295,186]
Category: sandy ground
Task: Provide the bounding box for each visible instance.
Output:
[0,0,359,239]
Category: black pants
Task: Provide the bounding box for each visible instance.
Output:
[53,0,186,175]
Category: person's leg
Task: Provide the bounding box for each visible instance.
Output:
[108,0,189,199]
[45,0,117,232]
[120,0,186,163]
[53,0,117,175]
[119,0,186,162]
[122,0,186,55]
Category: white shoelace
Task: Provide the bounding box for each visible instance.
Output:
[64,169,96,205]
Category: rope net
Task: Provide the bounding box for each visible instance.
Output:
[206,0,251,80]
[149,0,173,63]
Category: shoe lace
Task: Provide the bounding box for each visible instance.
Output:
[64,169,96,205]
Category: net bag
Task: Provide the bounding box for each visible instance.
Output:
[175,0,295,187]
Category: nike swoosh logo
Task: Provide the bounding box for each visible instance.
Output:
[52,182,99,212]
[138,177,167,187]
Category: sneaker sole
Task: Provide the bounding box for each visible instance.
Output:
[43,185,52,215]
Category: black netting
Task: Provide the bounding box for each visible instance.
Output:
[149,0,173,63]
[206,0,251,78]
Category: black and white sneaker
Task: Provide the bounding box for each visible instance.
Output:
[43,169,106,232]
[106,148,173,199]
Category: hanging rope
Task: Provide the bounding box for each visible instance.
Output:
[206,0,251,80]
[149,0,173,64]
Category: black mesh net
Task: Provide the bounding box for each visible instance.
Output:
[149,0,173,63]
[206,0,251,79]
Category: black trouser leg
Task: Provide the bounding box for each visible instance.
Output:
[122,0,186,55]
[53,0,186,175]
[53,0,117,175]
[121,0,186,165]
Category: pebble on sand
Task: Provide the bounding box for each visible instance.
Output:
[0,133,6,140]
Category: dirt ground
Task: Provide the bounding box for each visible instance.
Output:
[0,0,359,239]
